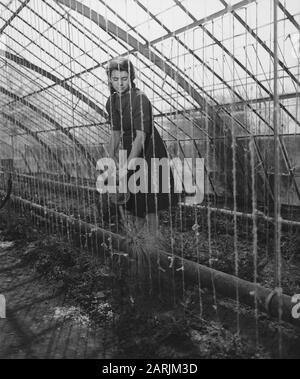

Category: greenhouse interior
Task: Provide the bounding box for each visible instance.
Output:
[0,0,300,360]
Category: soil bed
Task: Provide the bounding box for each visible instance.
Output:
[1,207,300,358]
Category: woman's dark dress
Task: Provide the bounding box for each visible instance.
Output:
[106,88,178,218]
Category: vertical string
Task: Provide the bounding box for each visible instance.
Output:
[192,26,203,318]
[231,12,240,335]
[273,0,283,357]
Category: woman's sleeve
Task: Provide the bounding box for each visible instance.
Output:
[133,94,152,134]
[106,97,121,131]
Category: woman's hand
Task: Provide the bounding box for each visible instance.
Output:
[127,130,146,170]
[108,130,121,160]
[116,165,128,185]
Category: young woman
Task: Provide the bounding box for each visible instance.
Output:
[106,57,178,232]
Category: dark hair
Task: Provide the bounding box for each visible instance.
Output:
[106,57,136,93]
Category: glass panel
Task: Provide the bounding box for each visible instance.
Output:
[181,0,224,20]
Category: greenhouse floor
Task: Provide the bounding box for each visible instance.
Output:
[1,208,300,359]
[0,235,115,359]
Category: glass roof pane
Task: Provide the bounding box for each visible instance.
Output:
[0,0,299,159]
[180,0,224,20]
[138,0,175,15]
[134,20,167,41]
[156,6,194,31]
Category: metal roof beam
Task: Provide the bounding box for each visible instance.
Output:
[278,1,300,32]
[0,0,31,35]
[217,91,300,109]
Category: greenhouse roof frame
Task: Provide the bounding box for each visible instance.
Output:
[1,112,69,173]
[0,0,299,202]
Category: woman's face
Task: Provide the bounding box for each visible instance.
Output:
[110,69,130,94]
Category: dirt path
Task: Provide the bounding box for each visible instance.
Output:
[0,238,115,359]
